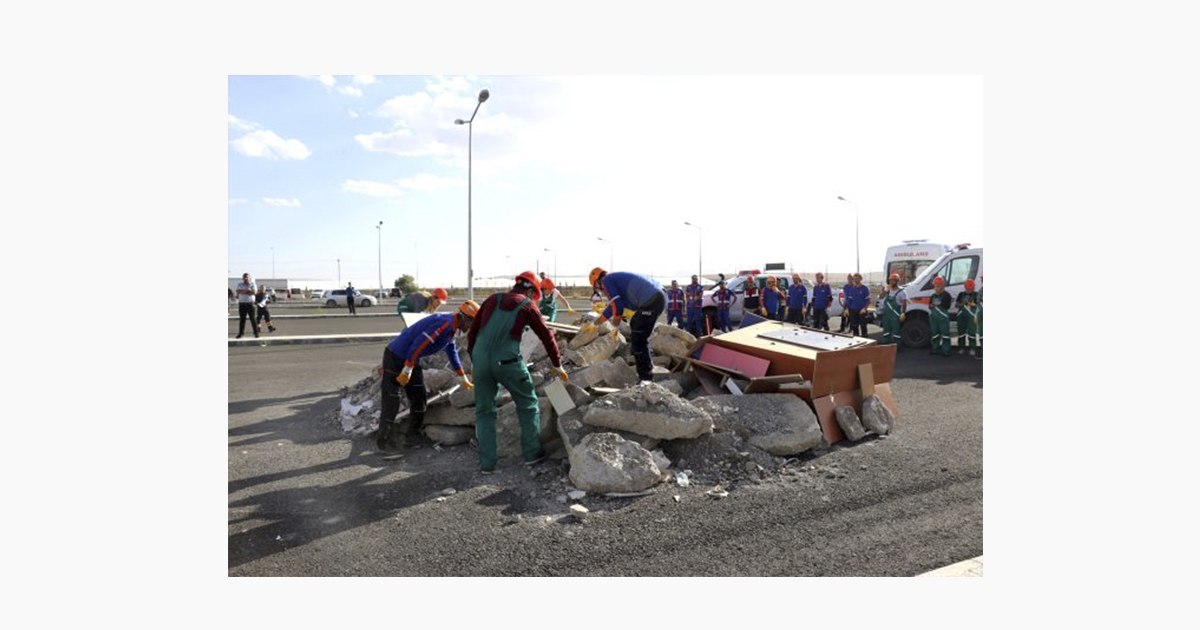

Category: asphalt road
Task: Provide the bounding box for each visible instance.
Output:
[228,315,983,577]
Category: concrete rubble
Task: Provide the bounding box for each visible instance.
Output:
[334,317,895,497]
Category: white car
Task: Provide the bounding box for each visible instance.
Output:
[700,275,848,326]
[321,289,377,308]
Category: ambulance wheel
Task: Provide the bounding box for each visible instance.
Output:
[901,316,930,349]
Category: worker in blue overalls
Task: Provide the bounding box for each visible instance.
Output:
[762,276,786,321]
[685,275,706,337]
[844,273,872,337]
[786,273,808,326]
[585,268,666,382]
[665,280,686,330]
[714,279,737,333]
[810,272,833,331]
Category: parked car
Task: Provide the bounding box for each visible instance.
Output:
[700,274,794,325]
[321,289,377,308]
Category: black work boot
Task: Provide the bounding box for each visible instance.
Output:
[401,412,425,446]
[375,421,397,451]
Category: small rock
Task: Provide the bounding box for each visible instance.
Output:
[673,495,681,503]
[439,488,456,496]
[860,465,868,471]
[706,485,729,499]
[570,504,589,517]
[568,490,587,500]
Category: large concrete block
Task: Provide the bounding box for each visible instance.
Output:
[567,432,664,494]
[582,381,714,440]
[693,393,824,456]
[835,405,868,442]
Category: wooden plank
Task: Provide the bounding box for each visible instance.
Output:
[678,356,751,381]
[545,321,580,334]
[744,374,811,394]
[699,343,771,378]
[858,362,875,398]
[693,369,724,396]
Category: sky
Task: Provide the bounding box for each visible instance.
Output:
[228,75,982,291]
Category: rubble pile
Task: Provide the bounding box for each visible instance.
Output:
[335,313,892,496]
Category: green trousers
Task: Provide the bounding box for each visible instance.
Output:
[471,294,542,470]
[931,309,951,356]
[957,307,979,350]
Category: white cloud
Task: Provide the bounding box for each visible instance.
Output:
[338,85,363,97]
[343,180,403,197]
[228,115,257,132]
[355,128,453,157]
[397,173,459,192]
[230,130,312,160]
[353,75,376,86]
[228,198,249,205]
[262,198,301,207]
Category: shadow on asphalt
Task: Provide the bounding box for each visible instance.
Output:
[227,390,342,416]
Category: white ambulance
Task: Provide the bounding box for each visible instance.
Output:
[897,244,984,348]
[882,240,952,285]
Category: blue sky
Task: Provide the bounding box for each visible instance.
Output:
[229,75,982,291]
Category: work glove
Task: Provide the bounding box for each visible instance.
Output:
[900,313,906,322]
[397,364,413,386]
[567,308,577,315]
[622,307,636,321]
[460,374,474,390]
[611,327,620,339]
[582,322,598,334]
[554,366,569,382]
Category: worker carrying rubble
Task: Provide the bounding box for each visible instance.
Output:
[713,279,737,332]
[584,267,666,382]
[537,272,576,322]
[763,275,786,321]
[879,273,907,345]
[665,280,686,330]
[810,272,833,330]
[397,288,447,314]
[377,300,478,451]
[685,275,706,337]
[845,273,872,337]
[467,271,568,474]
[955,278,981,356]
[786,273,808,326]
[929,276,953,356]
[742,275,761,318]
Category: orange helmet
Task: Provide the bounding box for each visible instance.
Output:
[933,277,946,287]
[458,300,479,318]
[515,271,543,301]
[889,273,900,282]
[964,279,976,291]
[589,267,606,287]
[433,288,448,301]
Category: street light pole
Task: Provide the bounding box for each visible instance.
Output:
[455,88,490,302]
[683,221,702,282]
[837,196,859,274]
[597,237,613,270]
[543,247,556,281]
[376,221,383,296]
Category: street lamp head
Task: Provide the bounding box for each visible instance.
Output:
[455,119,466,125]
[478,89,490,103]
[837,196,847,201]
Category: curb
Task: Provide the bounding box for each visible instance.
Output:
[228,333,393,348]
[918,555,983,577]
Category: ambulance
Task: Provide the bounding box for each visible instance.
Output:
[897,244,984,348]
[882,240,952,285]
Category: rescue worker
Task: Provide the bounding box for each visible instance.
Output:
[467,271,568,474]
[397,288,447,314]
[879,273,906,345]
[845,273,872,337]
[810,272,833,331]
[838,274,853,332]
[742,275,761,318]
[665,280,686,330]
[377,300,478,451]
[929,276,953,356]
[685,275,706,337]
[762,276,786,321]
[584,267,666,382]
[786,273,808,326]
[537,272,576,322]
[713,279,737,333]
[955,278,981,356]
[255,285,277,333]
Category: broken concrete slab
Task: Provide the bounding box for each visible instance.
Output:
[567,320,615,349]
[649,324,697,359]
[693,393,825,456]
[564,331,622,367]
[861,394,895,435]
[567,357,638,389]
[834,405,868,442]
[582,381,714,440]
[424,399,477,427]
[425,424,474,446]
[495,397,555,460]
[556,406,661,457]
[567,432,664,494]
[422,368,457,393]
[520,328,550,363]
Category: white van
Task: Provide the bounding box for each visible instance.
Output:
[898,244,983,348]
[883,240,952,285]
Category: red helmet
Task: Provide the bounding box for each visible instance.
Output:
[933,277,946,287]
[433,288,448,301]
[964,279,976,290]
[515,271,543,301]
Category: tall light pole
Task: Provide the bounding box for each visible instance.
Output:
[455,88,490,302]
[376,220,383,296]
[597,237,613,270]
[837,195,859,274]
[683,221,702,283]
[543,247,557,281]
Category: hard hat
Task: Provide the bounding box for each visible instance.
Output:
[515,270,543,301]
[433,288,448,301]
[589,267,606,287]
[889,273,900,281]
[964,279,976,290]
[458,300,479,318]
[933,277,945,287]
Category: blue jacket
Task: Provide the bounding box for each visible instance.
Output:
[600,272,665,321]
[787,284,808,309]
[386,313,465,373]
[811,283,833,309]
[845,284,871,312]
[762,286,784,313]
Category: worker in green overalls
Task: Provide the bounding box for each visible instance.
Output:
[879,272,907,345]
[974,286,983,360]
[537,272,575,322]
[955,278,981,356]
[467,271,570,474]
[929,276,953,356]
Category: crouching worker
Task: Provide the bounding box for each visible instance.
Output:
[467,271,568,474]
[584,267,666,382]
[377,300,478,451]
